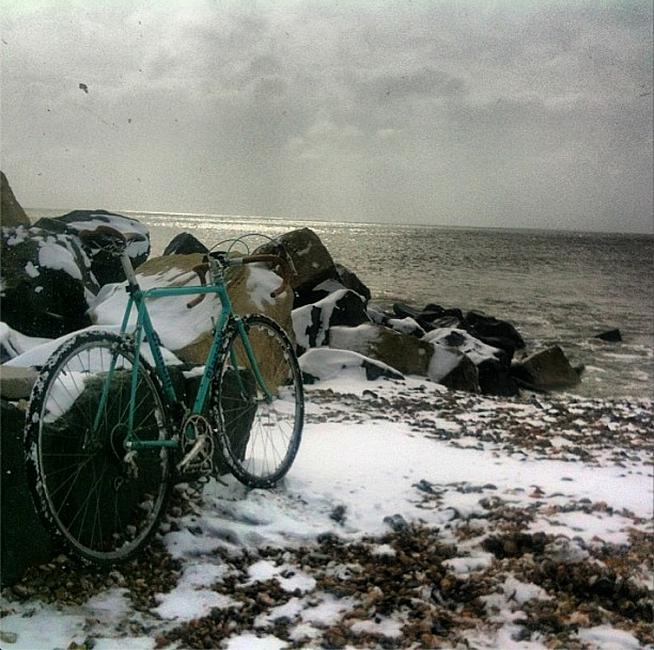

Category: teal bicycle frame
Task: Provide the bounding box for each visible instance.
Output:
[94,254,272,453]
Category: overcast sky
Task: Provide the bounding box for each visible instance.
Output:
[1,1,652,232]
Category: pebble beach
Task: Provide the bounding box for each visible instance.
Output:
[2,373,652,649]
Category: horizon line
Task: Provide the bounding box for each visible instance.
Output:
[24,206,654,237]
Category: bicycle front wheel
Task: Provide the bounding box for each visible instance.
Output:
[213,314,304,488]
[24,331,172,565]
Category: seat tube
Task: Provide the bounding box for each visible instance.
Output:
[120,251,139,289]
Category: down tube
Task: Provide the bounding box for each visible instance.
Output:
[137,299,178,404]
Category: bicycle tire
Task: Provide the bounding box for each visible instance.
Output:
[212,314,304,488]
[24,331,172,565]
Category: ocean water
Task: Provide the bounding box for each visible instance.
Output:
[27,209,654,400]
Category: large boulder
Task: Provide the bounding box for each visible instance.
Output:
[392,303,463,331]
[301,269,371,307]
[511,346,581,390]
[90,254,293,365]
[328,324,432,376]
[425,328,504,365]
[1,399,55,587]
[334,263,371,302]
[439,355,480,393]
[0,171,29,228]
[257,228,337,305]
[461,310,525,355]
[292,289,370,352]
[424,327,518,396]
[477,358,519,396]
[1,226,97,338]
[428,341,481,392]
[34,210,150,286]
[163,232,209,256]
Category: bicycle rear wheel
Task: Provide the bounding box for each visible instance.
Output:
[212,314,304,488]
[24,331,172,565]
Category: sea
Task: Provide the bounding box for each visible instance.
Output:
[28,209,654,401]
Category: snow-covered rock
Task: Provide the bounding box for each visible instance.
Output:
[35,210,150,286]
[328,323,433,376]
[0,322,51,364]
[292,289,370,352]
[1,225,98,337]
[425,327,503,365]
[386,316,425,338]
[299,347,403,383]
[462,310,525,354]
[425,327,517,395]
[89,253,293,365]
[430,348,480,392]
[256,227,337,303]
[334,263,371,302]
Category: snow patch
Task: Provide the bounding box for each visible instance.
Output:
[578,625,641,649]
[38,239,82,280]
[24,260,40,277]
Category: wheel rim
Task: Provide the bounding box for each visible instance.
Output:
[35,340,169,561]
[216,319,302,485]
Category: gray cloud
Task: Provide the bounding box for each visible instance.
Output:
[1,0,651,232]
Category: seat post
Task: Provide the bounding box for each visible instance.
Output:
[119,251,139,289]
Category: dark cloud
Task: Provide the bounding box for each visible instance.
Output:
[0,0,651,232]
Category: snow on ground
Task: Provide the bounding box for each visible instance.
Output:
[1,374,652,649]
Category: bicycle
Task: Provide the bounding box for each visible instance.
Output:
[24,226,304,565]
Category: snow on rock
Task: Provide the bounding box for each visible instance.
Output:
[92,638,156,650]
[247,263,286,310]
[84,588,133,632]
[500,576,552,605]
[428,344,464,381]
[89,264,221,353]
[37,237,83,280]
[154,583,235,621]
[300,593,356,626]
[425,326,503,365]
[0,321,51,361]
[328,323,433,376]
[529,509,640,545]
[292,288,369,350]
[299,347,403,383]
[24,260,39,277]
[87,253,293,364]
[443,553,494,575]
[351,615,403,638]
[386,316,425,337]
[4,324,182,368]
[42,209,151,266]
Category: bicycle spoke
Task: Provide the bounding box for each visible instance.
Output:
[29,333,171,563]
